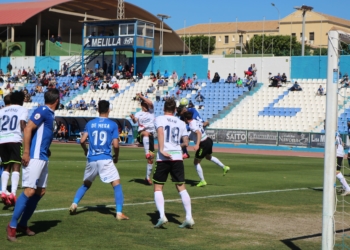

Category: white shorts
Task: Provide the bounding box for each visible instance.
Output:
[83,160,120,183]
[22,159,48,189]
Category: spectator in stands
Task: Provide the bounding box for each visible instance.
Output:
[171,71,178,81]
[252,64,258,75]
[124,62,130,73]
[57,34,62,45]
[244,64,253,76]
[81,102,88,110]
[95,61,100,71]
[23,89,31,102]
[90,98,96,108]
[112,82,119,93]
[186,77,193,89]
[162,91,170,101]
[289,81,302,91]
[137,72,143,81]
[193,73,198,81]
[193,82,200,91]
[6,62,12,74]
[74,101,80,110]
[155,87,161,102]
[149,71,155,81]
[195,91,205,103]
[269,74,282,88]
[118,62,123,72]
[212,72,220,83]
[232,73,238,83]
[156,70,161,79]
[147,84,155,93]
[281,73,288,84]
[317,85,325,96]
[245,76,253,91]
[29,88,35,96]
[340,75,349,88]
[268,72,272,84]
[50,35,56,43]
[207,70,210,80]
[66,101,73,110]
[163,70,169,79]
[57,123,67,139]
[237,78,243,88]
[225,73,233,83]
[252,74,258,87]
[80,98,85,107]
[188,100,194,108]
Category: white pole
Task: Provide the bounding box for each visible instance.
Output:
[69,28,72,56]
[301,10,306,56]
[321,30,339,250]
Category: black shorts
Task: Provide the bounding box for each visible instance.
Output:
[153,161,185,184]
[195,137,213,159]
[137,131,155,152]
[0,143,22,164]
[337,156,343,171]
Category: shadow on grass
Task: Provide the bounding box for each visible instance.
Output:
[75,205,115,217]
[281,228,350,249]
[128,178,151,186]
[147,211,181,228]
[17,220,62,237]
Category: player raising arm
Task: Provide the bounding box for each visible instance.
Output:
[130,93,155,185]
[7,89,60,242]
[183,111,230,187]
[0,92,27,206]
[153,98,194,229]
[69,100,129,220]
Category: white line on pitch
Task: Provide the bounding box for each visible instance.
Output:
[0,187,310,217]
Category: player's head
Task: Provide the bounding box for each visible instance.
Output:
[163,98,176,114]
[44,88,60,110]
[176,105,187,117]
[140,99,149,111]
[347,118,350,126]
[4,93,12,106]
[10,91,25,106]
[98,100,110,115]
[183,111,193,124]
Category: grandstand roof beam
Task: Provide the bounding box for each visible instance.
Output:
[49,8,109,20]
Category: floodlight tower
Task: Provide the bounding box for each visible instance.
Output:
[157,14,170,55]
[117,0,125,19]
[294,5,313,56]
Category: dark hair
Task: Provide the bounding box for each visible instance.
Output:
[98,100,110,114]
[10,91,25,106]
[44,88,60,104]
[4,93,12,106]
[183,111,193,120]
[163,98,176,113]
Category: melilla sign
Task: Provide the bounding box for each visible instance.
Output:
[87,37,134,48]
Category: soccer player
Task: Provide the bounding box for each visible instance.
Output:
[69,100,129,220]
[0,92,28,206]
[336,132,350,196]
[130,93,155,185]
[6,88,60,242]
[153,98,194,228]
[183,111,230,187]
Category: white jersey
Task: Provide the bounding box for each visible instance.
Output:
[0,105,28,144]
[336,135,345,157]
[188,119,207,142]
[135,109,155,133]
[155,115,188,161]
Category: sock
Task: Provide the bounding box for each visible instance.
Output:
[146,164,153,179]
[11,171,20,195]
[210,156,225,168]
[1,171,9,193]
[9,192,30,228]
[18,194,42,227]
[337,172,350,191]
[182,146,188,154]
[154,191,165,219]
[73,184,90,205]
[195,164,205,181]
[179,190,192,221]
[113,184,124,214]
[143,136,150,155]
[348,158,350,167]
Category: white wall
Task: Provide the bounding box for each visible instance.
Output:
[10,56,35,71]
[208,56,291,84]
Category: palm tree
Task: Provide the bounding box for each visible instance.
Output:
[0,39,22,57]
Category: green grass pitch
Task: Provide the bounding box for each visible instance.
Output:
[0,143,342,249]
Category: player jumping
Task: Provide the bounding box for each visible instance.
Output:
[183,111,230,187]
[0,92,28,206]
[130,93,155,185]
[69,100,129,220]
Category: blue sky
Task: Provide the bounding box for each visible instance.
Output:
[2,0,348,30]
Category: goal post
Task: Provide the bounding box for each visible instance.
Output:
[322,30,350,250]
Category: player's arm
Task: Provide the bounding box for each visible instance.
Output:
[203,121,210,127]
[157,126,171,159]
[193,130,202,151]
[21,120,38,166]
[20,120,27,133]
[138,93,154,109]
[80,132,89,156]
[180,135,189,148]
[112,138,119,163]
[129,114,137,123]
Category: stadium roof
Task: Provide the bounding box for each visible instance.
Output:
[0,0,188,54]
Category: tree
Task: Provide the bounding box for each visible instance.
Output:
[248,35,300,56]
[0,39,22,57]
[181,35,216,55]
